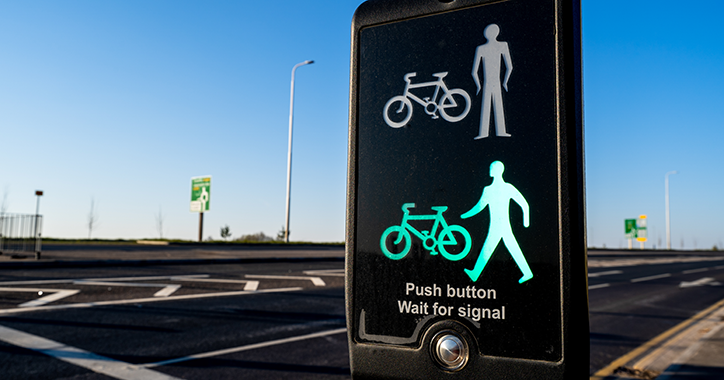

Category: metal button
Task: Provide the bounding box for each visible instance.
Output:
[432,331,468,371]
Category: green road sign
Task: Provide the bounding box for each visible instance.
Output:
[625,216,647,241]
[190,176,211,212]
[625,219,637,239]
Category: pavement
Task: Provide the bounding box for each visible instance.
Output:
[607,299,724,380]
[2,243,723,379]
[658,320,724,380]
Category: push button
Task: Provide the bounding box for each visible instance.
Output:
[431,331,468,371]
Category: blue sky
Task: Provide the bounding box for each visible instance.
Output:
[1,1,722,248]
[583,0,724,249]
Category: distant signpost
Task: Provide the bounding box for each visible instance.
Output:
[636,215,648,245]
[190,176,211,212]
[190,176,211,241]
[624,215,647,249]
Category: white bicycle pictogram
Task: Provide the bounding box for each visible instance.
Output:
[383,72,471,128]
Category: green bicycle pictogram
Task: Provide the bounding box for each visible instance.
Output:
[380,203,472,261]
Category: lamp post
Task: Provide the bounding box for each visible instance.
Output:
[34,190,43,259]
[665,171,677,250]
[284,60,314,243]
[35,190,43,218]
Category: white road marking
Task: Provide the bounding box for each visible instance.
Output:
[303,269,345,277]
[245,274,326,286]
[73,281,181,298]
[0,287,303,316]
[0,275,209,287]
[682,268,709,274]
[0,273,314,311]
[0,274,267,311]
[0,287,81,308]
[243,281,259,291]
[0,324,182,380]
[19,290,81,308]
[679,277,716,288]
[0,279,74,286]
[631,273,672,283]
[588,256,724,268]
[589,283,611,290]
[73,280,173,288]
[142,327,347,368]
[83,274,209,282]
[170,277,259,291]
[153,286,181,297]
[588,270,623,278]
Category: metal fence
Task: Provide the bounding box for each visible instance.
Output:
[0,214,43,259]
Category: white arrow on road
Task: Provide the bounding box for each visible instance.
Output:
[679,277,723,288]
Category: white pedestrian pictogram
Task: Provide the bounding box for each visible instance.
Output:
[472,24,513,139]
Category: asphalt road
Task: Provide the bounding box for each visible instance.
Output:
[1,249,724,379]
[588,252,724,375]
[0,260,348,380]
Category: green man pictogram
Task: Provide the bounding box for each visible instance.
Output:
[461,161,533,283]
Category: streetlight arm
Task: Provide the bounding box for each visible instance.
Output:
[285,60,314,243]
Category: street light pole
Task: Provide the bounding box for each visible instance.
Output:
[665,171,677,250]
[35,190,43,218]
[285,60,314,243]
[34,190,43,260]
